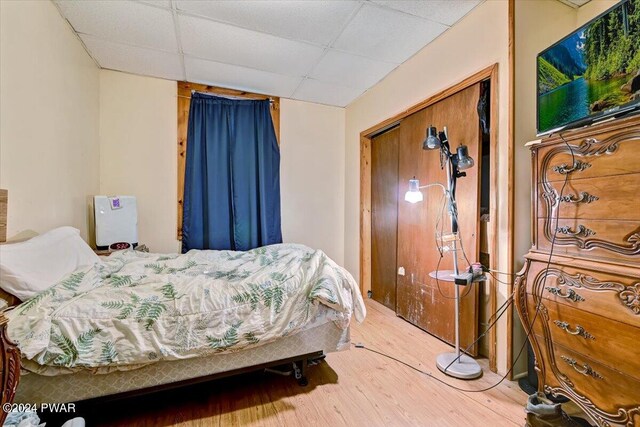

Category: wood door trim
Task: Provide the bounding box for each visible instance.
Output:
[359,63,504,372]
[176,81,281,240]
[506,0,515,377]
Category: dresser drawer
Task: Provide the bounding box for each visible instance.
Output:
[521,260,640,328]
[536,338,640,419]
[538,173,640,221]
[536,123,640,184]
[527,295,640,381]
[537,217,640,262]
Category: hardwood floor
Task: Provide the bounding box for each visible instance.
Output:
[80,300,528,426]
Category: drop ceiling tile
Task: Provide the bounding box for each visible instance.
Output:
[56,1,178,52]
[293,79,363,107]
[557,0,592,7]
[179,14,325,76]
[137,0,172,8]
[333,4,447,63]
[176,0,360,46]
[372,1,480,26]
[81,36,184,81]
[184,57,302,98]
[309,50,396,90]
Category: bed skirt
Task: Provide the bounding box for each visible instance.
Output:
[15,322,349,404]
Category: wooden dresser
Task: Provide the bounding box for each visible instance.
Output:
[515,115,640,427]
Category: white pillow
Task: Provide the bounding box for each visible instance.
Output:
[0,227,100,300]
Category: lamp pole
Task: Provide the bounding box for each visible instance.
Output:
[434,130,482,380]
[406,126,483,379]
[444,152,462,361]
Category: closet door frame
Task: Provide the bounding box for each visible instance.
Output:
[359,64,507,373]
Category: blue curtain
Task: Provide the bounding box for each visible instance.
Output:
[182,93,282,252]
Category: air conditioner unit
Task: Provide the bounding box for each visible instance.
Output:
[94,196,138,250]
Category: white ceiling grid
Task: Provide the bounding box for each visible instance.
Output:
[54,0,483,107]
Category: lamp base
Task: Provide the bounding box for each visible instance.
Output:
[436,352,482,380]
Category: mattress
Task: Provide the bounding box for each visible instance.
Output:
[15,321,349,404]
[8,245,365,374]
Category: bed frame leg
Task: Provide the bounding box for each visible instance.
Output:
[293,359,308,387]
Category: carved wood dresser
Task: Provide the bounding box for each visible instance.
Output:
[515,115,640,427]
[0,312,20,425]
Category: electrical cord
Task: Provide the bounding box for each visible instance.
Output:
[442,292,514,372]
[432,186,473,300]
[434,253,474,299]
[485,270,512,286]
[358,131,575,394]
[442,132,575,369]
[484,268,518,277]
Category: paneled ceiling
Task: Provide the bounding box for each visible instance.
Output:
[557,0,592,8]
[54,0,482,107]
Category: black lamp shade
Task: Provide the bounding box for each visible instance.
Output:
[423,126,441,150]
[456,145,474,170]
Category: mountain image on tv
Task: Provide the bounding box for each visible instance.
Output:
[538,0,640,134]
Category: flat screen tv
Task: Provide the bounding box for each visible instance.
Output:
[537,0,640,136]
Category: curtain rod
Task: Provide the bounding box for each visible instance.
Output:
[178,90,275,103]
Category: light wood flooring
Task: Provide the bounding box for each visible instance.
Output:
[85,300,529,426]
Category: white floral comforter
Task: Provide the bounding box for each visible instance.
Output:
[7,244,365,375]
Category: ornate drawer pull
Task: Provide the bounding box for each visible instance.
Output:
[560,356,604,380]
[556,225,596,237]
[552,161,591,175]
[558,192,599,204]
[545,286,585,302]
[553,321,595,340]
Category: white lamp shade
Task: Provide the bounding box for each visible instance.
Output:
[404,178,424,203]
[405,190,424,203]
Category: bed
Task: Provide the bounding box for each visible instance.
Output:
[0,190,365,408]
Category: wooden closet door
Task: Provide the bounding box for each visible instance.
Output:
[371,127,400,310]
[396,84,481,355]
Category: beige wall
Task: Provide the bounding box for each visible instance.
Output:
[280,99,346,264]
[98,70,180,253]
[577,1,619,26]
[513,0,620,377]
[344,0,511,373]
[0,0,100,240]
[514,0,619,269]
[98,72,347,260]
[513,0,577,378]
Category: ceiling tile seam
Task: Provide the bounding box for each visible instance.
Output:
[341,19,459,109]
[364,0,455,28]
[181,53,308,81]
[77,28,398,88]
[341,0,477,109]
[170,0,187,80]
[349,0,486,98]
[301,77,367,93]
[63,3,402,69]
[181,57,372,100]
[175,9,331,50]
[182,54,307,80]
[289,94,349,109]
[291,1,365,98]
[446,0,486,30]
[325,47,399,65]
[99,65,182,83]
[51,1,102,69]
[76,31,180,55]
[126,0,170,12]
[74,29,397,79]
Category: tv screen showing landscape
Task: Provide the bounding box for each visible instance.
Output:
[537,0,640,135]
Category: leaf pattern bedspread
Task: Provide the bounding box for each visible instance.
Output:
[7,244,366,375]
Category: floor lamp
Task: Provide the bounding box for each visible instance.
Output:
[404,125,483,380]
